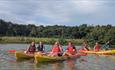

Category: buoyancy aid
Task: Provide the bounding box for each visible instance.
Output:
[28,45,36,53]
[94,45,101,51]
[67,46,76,53]
[52,46,61,53]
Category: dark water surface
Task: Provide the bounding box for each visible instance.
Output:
[0,44,115,70]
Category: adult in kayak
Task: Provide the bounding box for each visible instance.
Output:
[81,41,90,51]
[101,41,111,50]
[93,42,101,52]
[48,41,63,56]
[63,42,77,56]
[25,42,36,54]
[37,41,45,52]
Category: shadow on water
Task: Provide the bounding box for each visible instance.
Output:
[16,59,35,63]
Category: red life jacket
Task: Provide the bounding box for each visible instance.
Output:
[52,46,61,53]
[67,46,75,53]
[95,45,101,51]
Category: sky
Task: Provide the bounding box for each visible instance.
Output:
[0,0,115,26]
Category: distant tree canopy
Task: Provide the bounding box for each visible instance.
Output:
[0,19,115,44]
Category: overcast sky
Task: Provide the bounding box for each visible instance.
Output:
[0,0,115,26]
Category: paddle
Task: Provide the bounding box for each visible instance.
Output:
[7,49,26,53]
[7,50,17,53]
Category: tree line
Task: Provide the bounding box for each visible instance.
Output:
[0,19,115,44]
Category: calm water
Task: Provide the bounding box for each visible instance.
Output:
[0,44,115,70]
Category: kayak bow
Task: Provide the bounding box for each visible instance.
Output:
[79,50,115,55]
[15,51,34,60]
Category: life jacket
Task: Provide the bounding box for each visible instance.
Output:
[37,44,44,52]
[28,45,36,53]
[67,46,75,53]
[82,45,89,51]
[95,45,101,51]
[52,46,61,53]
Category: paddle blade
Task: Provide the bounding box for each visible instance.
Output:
[7,50,16,53]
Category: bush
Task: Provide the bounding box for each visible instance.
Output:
[58,38,67,45]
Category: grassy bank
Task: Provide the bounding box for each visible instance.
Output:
[0,36,84,45]
[0,36,114,48]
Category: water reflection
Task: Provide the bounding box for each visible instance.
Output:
[52,62,64,70]
[0,44,115,70]
[93,54,100,63]
[66,59,78,70]
[34,62,64,70]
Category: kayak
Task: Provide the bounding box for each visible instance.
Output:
[79,50,115,55]
[35,54,66,63]
[34,52,81,63]
[15,51,34,60]
[96,50,115,55]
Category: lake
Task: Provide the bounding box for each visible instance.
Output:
[0,44,115,70]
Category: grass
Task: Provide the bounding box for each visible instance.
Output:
[0,36,84,45]
[0,36,114,48]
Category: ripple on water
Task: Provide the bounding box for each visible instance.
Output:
[0,44,115,70]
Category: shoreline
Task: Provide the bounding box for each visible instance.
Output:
[0,36,84,45]
[0,36,115,48]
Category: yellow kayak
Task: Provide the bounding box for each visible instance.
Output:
[34,52,81,63]
[80,50,115,55]
[15,51,34,60]
[35,54,66,63]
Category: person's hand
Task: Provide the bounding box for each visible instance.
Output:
[73,49,75,51]
[24,51,27,53]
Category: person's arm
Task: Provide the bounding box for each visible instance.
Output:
[34,45,36,52]
[25,45,30,53]
[64,47,67,53]
[73,46,76,51]
[93,45,96,51]
[88,46,91,50]
[43,45,45,52]
[59,45,63,52]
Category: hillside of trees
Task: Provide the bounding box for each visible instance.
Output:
[0,19,115,44]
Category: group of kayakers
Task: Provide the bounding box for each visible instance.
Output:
[25,41,77,56]
[93,41,111,51]
[25,41,111,56]
[80,41,111,52]
[25,41,45,54]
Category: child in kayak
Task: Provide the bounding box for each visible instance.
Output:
[25,42,36,54]
[48,41,63,56]
[37,41,45,52]
[63,42,77,56]
[101,41,111,50]
[93,42,101,52]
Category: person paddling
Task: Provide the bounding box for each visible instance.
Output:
[93,42,101,52]
[48,41,63,56]
[25,42,36,54]
[101,41,111,50]
[37,41,45,52]
[81,41,90,51]
[64,42,77,56]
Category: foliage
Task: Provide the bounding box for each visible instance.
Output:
[0,19,115,45]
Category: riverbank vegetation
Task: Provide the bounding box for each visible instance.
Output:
[0,37,84,45]
[0,19,115,47]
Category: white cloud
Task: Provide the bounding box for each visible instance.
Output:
[0,0,115,26]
